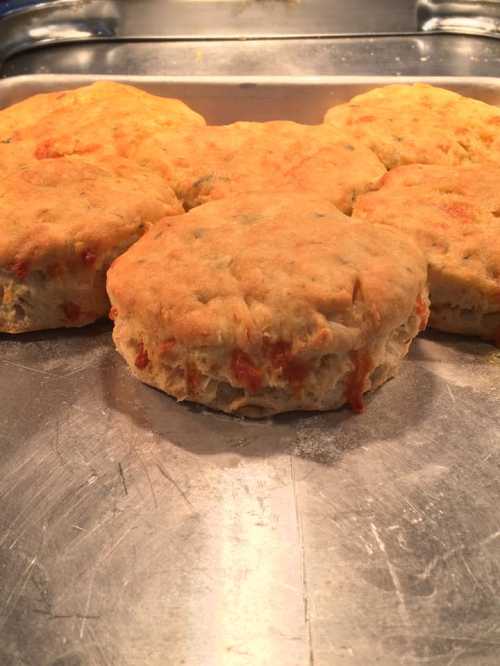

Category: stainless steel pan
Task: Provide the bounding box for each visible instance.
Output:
[1,75,500,666]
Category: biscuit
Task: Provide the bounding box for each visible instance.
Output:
[107,193,429,417]
[353,164,500,342]
[324,83,500,169]
[0,157,182,333]
[132,121,386,214]
[0,140,35,176]
[0,81,205,162]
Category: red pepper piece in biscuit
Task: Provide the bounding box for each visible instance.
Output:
[415,295,429,332]
[345,349,373,413]
[267,340,309,391]
[135,343,149,370]
[11,261,30,280]
[35,139,63,160]
[231,349,262,393]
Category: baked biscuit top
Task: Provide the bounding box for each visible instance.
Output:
[131,120,386,213]
[0,81,205,162]
[107,193,427,355]
[325,83,500,169]
[0,156,182,273]
[353,163,500,308]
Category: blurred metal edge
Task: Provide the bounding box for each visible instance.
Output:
[417,0,500,36]
[0,0,417,66]
[2,0,500,74]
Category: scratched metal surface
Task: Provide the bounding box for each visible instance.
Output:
[1,77,500,666]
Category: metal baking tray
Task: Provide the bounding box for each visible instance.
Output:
[1,75,500,666]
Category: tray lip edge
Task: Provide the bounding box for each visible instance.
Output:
[2,73,500,89]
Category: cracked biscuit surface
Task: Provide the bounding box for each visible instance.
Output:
[353,163,500,342]
[107,193,429,417]
[131,120,386,213]
[0,157,182,333]
[325,83,500,169]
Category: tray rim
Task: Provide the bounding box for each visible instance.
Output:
[1,73,500,89]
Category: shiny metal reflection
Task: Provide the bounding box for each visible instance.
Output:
[417,0,500,35]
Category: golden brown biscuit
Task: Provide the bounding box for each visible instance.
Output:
[107,193,429,417]
[325,83,500,169]
[353,163,500,343]
[0,140,35,176]
[0,81,205,162]
[0,157,182,333]
[132,121,386,214]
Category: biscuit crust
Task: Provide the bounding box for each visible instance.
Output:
[107,194,429,416]
[353,163,500,342]
[325,83,500,169]
[132,121,386,214]
[0,81,205,163]
[0,157,182,333]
